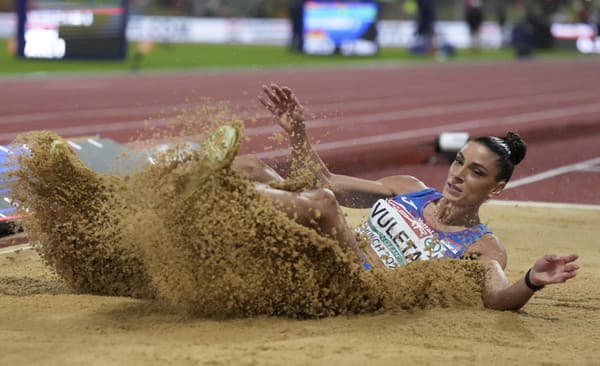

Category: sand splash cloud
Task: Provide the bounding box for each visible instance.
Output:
[7,104,484,318]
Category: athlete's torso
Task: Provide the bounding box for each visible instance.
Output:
[357,188,492,269]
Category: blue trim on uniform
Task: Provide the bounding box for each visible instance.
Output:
[390,188,492,259]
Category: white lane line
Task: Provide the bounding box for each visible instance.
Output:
[2,96,600,162]
[3,197,12,204]
[315,102,600,144]
[0,119,157,142]
[0,243,32,255]
[245,89,600,136]
[0,103,190,126]
[3,86,600,145]
[506,157,600,190]
[0,213,5,218]
[1,87,597,131]
[254,103,600,159]
[0,146,9,153]
[87,138,104,148]
[67,140,82,150]
[487,199,600,211]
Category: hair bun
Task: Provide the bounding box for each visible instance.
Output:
[503,131,527,165]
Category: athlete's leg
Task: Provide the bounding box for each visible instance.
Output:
[232,155,284,183]
[199,124,368,264]
[254,183,368,264]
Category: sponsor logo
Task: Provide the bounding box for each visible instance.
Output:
[365,221,404,268]
[401,196,418,211]
[423,236,443,256]
[388,199,433,239]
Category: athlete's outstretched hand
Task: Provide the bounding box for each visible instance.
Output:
[259,84,305,134]
[529,254,579,286]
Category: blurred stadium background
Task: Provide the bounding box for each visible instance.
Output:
[0,0,599,65]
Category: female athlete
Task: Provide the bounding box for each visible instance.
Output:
[225,84,580,311]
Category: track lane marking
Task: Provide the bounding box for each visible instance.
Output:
[67,140,82,150]
[1,88,598,131]
[486,199,600,211]
[506,157,600,189]
[87,138,104,148]
[254,103,600,159]
[4,100,599,157]
[0,243,31,255]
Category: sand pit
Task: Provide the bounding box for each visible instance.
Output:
[1,203,599,365]
[1,113,598,364]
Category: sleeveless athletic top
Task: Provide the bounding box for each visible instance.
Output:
[357,188,492,269]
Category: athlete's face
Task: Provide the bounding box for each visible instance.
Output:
[442,142,506,206]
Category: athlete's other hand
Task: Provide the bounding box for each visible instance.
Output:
[259,84,305,134]
[529,254,579,286]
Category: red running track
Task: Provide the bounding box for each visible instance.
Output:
[1,59,599,205]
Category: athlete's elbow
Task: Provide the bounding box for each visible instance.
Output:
[482,292,524,311]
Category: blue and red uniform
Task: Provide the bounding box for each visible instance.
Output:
[358,188,491,269]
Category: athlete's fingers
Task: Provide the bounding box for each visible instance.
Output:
[273,84,288,104]
[545,254,579,265]
[563,254,579,263]
[563,264,579,273]
[281,87,294,102]
[258,95,272,110]
[258,96,279,115]
[263,85,281,105]
[557,271,577,283]
[258,95,268,107]
[290,92,304,110]
[544,254,560,262]
[262,84,281,105]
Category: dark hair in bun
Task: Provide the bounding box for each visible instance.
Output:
[473,131,527,182]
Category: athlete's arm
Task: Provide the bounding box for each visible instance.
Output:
[329,174,426,208]
[470,236,579,310]
[259,83,426,208]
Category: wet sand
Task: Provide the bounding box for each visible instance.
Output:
[1,203,599,365]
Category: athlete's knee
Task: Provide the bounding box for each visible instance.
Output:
[232,154,259,172]
[233,155,280,182]
[316,187,336,204]
[306,188,338,216]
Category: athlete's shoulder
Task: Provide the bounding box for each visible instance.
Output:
[377,175,428,196]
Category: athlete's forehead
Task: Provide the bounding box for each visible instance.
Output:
[458,142,499,170]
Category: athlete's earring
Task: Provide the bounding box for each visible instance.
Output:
[490,182,506,197]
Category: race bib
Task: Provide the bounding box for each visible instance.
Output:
[358,199,458,269]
